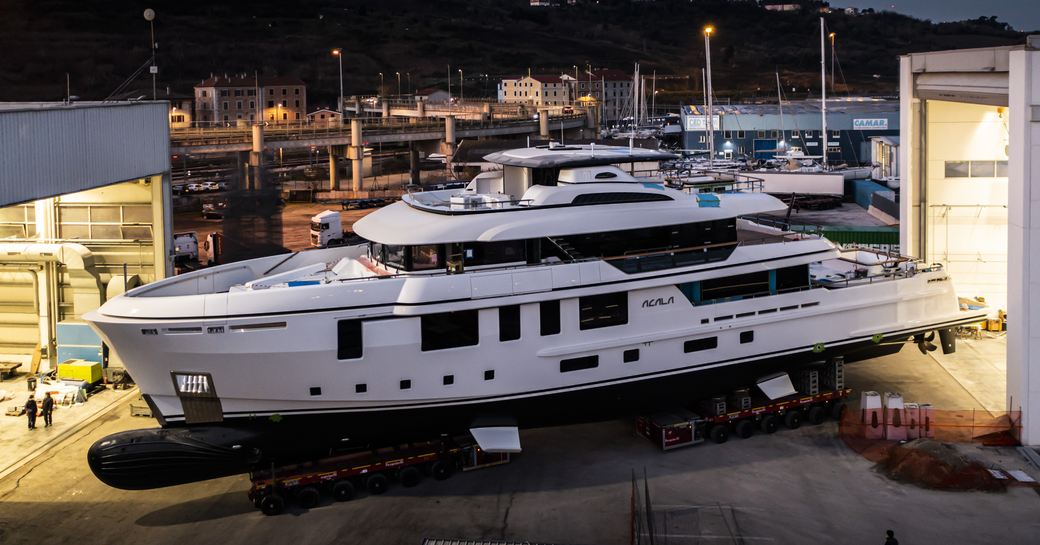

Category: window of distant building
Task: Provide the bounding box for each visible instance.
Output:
[282,89,287,95]
[295,100,300,107]
[247,89,255,96]
[268,89,274,95]
[249,101,255,109]
[294,88,300,95]
[201,90,208,97]
[234,90,242,96]
[267,100,274,108]
[295,113,300,120]
[283,113,288,120]
[220,90,229,97]
[281,100,287,107]
[236,101,242,109]
[222,101,228,110]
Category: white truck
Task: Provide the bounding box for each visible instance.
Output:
[310,210,346,248]
[173,232,200,266]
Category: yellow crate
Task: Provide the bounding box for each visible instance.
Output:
[58,359,103,383]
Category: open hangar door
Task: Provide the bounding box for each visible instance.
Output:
[901,42,1040,445]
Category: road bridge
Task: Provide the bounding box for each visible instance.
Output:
[170,113,592,193]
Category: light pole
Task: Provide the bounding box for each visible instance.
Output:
[143,9,157,100]
[406,72,411,95]
[332,48,344,120]
[378,72,383,98]
[458,69,464,104]
[396,71,401,98]
[447,64,451,107]
[572,65,579,103]
[828,32,836,91]
[704,25,715,168]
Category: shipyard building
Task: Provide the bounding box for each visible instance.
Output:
[681,99,898,164]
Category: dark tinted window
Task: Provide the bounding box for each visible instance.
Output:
[579,292,628,330]
[421,310,479,351]
[337,320,363,359]
[623,349,640,363]
[684,337,718,353]
[700,272,770,303]
[499,305,521,341]
[443,374,454,385]
[740,331,754,344]
[484,369,495,380]
[560,355,599,373]
[571,192,673,205]
[464,241,525,266]
[540,300,561,336]
[400,379,411,390]
[776,265,810,293]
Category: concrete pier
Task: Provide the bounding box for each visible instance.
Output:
[350,119,363,192]
[409,143,420,185]
[249,123,264,190]
[327,145,341,191]
[539,110,550,138]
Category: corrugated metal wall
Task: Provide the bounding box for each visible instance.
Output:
[0,102,170,207]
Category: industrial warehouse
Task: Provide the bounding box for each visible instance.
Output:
[1,4,1040,545]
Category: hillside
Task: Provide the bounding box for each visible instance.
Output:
[0,0,1025,107]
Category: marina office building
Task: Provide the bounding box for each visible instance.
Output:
[681,99,898,164]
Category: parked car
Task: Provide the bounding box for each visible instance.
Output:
[185,183,203,192]
[201,181,221,191]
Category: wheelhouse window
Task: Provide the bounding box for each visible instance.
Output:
[540,300,561,336]
[421,310,479,351]
[700,271,771,303]
[411,244,443,270]
[775,265,810,293]
[337,320,363,359]
[464,240,525,266]
[579,292,628,330]
[499,305,521,342]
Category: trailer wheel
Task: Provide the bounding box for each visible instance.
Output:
[784,410,802,429]
[366,473,389,495]
[831,400,847,421]
[709,424,729,444]
[259,493,286,516]
[332,480,355,502]
[734,419,754,439]
[399,466,422,488]
[296,486,320,509]
[808,406,827,425]
[431,459,455,481]
[760,414,779,434]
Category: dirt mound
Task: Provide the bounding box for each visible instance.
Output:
[879,439,1004,491]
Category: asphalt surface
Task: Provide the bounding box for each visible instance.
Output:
[1,346,1038,545]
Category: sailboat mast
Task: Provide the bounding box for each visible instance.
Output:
[704,27,715,168]
[820,17,828,165]
[776,71,785,151]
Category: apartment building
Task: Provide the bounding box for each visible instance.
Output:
[194,75,307,125]
[498,75,571,107]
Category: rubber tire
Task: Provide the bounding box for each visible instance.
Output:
[831,400,848,421]
[332,480,355,502]
[431,459,455,481]
[366,473,389,495]
[760,414,779,434]
[784,410,803,429]
[709,424,729,444]
[808,406,827,425]
[260,493,285,516]
[399,466,422,488]
[734,419,754,439]
[296,486,320,509]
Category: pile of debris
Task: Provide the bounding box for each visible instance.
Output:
[879,439,1004,491]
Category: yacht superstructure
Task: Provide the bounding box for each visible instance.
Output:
[85,144,983,490]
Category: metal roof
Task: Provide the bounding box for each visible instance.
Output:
[684,98,895,117]
[0,101,170,207]
[482,144,675,168]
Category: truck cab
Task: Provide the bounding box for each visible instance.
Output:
[310,210,344,247]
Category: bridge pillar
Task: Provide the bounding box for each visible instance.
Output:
[539,110,550,139]
[237,151,251,191]
[350,119,364,192]
[441,115,457,174]
[586,107,600,138]
[482,103,492,122]
[249,123,265,190]
[328,145,341,191]
[409,142,420,186]
[416,100,426,118]
[381,100,390,118]
[354,98,362,117]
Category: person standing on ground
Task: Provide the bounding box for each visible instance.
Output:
[884,529,899,545]
[41,392,54,428]
[24,394,37,430]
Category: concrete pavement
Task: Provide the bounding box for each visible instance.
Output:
[0,347,1037,545]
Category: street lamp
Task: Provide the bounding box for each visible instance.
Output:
[396,71,401,97]
[378,72,384,98]
[143,9,157,100]
[458,68,464,104]
[828,32,836,91]
[332,48,344,121]
[703,24,715,168]
[406,72,411,95]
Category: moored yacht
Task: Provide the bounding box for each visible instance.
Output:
[85,144,984,489]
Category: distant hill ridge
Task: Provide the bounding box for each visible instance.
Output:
[0,0,1024,104]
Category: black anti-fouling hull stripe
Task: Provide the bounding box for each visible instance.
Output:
[110,248,833,321]
[161,313,982,421]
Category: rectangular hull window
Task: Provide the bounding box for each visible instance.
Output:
[684,337,718,353]
[337,320,363,360]
[421,310,479,351]
[540,300,561,336]
[560,355,599,373]
[579,292,628,330]
[499,305,521,342]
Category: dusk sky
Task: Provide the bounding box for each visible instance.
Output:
[852,0,1040,32]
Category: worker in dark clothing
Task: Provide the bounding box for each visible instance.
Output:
[24,395,37,430]
[41,392,54,428]
[884,529,899,545]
